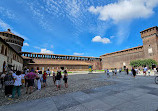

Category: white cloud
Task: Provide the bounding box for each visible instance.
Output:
[73,53,84,56]
[89,0,158,23]
[23,43,29,46]
[92,36,111,44]
[40,48,53,54]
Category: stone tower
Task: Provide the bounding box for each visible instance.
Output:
[0,29,24,53]
[140,26,158,62]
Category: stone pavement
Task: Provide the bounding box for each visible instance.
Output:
[0,72,158,111]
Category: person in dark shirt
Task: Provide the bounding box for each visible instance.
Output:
[55,71,62,90]
[131,67,136,78]
[63,70,68,88]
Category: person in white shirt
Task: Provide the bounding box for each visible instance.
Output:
[37,72,42,90]
[12,71,22,98]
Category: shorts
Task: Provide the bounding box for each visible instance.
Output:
[27,79,34,87]
[43,79,46,83]
[56,80,61,85]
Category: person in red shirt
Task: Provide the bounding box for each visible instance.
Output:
[43,71,47,87]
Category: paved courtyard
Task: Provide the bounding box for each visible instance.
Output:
[0,72,158,111]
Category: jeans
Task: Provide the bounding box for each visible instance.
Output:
[12,86,21,98]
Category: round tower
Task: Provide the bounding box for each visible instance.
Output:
[0,29,24,53]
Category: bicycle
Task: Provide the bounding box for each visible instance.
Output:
[155,76,158,84]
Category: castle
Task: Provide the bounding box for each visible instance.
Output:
[0,26,158,72]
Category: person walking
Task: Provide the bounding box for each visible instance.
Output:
[131,67,136,78]
[4,71,14,98]
[12,71,22,98]
[25,71,37,94]
[63,70,68,88]
[56,71,62,90]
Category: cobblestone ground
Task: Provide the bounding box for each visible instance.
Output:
[0,73,114,106]
[1,72,158,111]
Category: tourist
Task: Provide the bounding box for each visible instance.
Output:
[63,70,68,88]
[52,71,56,85]
[126,68,129,75]
[12,71,22,98]
[143,67,147,76]
[46,69,50,77]
[131,67,136,78]
[43,71,47,87]
[107,69,110,78]
[119,68,122,73]
[56,71,62,90]
[36,74,41,90]
[112,69,115,76]
[12,71,16,78]
[135,68,138,74]
[148,69,151,76]
[25,71,37,94]
[4,71,14,98]
[104,69,106,73]
[114,68,117,75]
[1,71,6,89]
[21,72,25,86]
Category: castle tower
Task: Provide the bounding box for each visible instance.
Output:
[0,29,24,53]
[140,26,158,61]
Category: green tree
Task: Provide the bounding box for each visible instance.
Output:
[130,59,157,68]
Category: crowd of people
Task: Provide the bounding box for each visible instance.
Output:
[0,69,68,99]
[105,66,158,78]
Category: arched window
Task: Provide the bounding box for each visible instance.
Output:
[1,45,4,54]
[5,47,7,56]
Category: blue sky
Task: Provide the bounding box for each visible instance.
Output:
[0,0,158,57]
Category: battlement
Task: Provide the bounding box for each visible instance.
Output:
[140,26,158,38]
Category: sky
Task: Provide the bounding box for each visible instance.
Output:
[0,0,158,57]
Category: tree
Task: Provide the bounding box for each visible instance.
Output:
[130,59,157,68]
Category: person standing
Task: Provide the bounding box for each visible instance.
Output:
[43,71,47,87]
[25,71,37,94]
[52,71,56,85]
[63,70,68,88]
[126,68,129,75]
[114,68,117,75]
[1,71,6,89]
[107,69,110,78]
[131,67,136,78]
[4,71,14,98]
[143,67,147,76]
[56,71,62,90]
[12,71,22,98]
